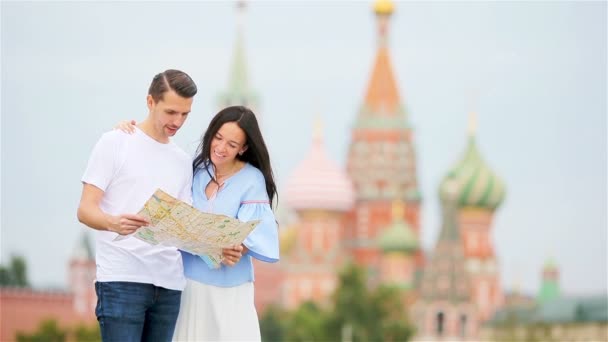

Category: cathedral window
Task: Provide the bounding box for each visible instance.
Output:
[436,311,445,336]
[312,225,323,252]
[479,280,489,310]
[301,279,312,300]
[460,314,467,338]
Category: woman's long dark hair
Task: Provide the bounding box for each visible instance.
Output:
[193,106,278,208]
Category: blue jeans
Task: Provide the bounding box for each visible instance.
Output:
[95,281,181,342]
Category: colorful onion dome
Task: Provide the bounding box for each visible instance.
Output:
[378,201,418,253]
[285,119,355,212]
[439,112,506,210]
[538,258,560,304]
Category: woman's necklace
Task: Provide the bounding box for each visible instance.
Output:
[215,161,239,185]
[207,162,240,202]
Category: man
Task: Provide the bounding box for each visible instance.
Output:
[77,69,197,341]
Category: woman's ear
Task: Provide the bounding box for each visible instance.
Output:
[239,145,248,156]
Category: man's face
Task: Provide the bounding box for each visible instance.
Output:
[147,89,193,142]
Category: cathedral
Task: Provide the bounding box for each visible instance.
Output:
[217,1,508,340]
[175,2,607,340]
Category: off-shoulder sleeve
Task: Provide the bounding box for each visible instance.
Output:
[236,173,279,263]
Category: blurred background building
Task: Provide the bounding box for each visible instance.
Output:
[0,233,96,341]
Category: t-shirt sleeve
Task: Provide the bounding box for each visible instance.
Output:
[81,132,120,192]
[237,172,279,263]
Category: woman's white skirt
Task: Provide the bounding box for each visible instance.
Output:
[173,279,261,342]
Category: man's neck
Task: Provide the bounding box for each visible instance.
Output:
[138,119,169,144]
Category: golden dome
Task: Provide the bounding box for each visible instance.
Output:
[374,0,394,16]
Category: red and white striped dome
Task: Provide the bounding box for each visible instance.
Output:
[285,122,355,212]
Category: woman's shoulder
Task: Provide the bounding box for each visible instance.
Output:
[238,163,268,199]
[241,163,265,183]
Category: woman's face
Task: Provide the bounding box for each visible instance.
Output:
[210,121,247,167]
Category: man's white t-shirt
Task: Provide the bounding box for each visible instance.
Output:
[81,127,192,291]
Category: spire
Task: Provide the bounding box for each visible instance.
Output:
[72,231,94,261]
[468,110,477,137]
[466,90,480,137]
[360,0,403,120]
[513,271,521,296]
[346,0,418,204]
[374,0,394,47]
[312,115,323,144]
[438,180,461,242]
[218,1,259,111]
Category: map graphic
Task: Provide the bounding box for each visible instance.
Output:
[128,189,259,268]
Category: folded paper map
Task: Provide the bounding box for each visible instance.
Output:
[125,188,259,268]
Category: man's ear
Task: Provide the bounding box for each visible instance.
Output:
[146,94,155,111]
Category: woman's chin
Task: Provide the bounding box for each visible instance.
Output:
[211,155,227,166]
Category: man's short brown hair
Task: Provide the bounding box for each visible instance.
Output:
[148,69,197,102]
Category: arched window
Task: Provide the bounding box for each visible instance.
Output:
[460,314,467,338]
[436,311,444,336]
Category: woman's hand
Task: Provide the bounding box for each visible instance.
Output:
[114,120,137,134]
[221,245,244,267]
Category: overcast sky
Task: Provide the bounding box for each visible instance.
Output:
[1,1,606,297]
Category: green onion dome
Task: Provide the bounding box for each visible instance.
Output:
[439,136,506,210]
[538,258,560,304]
[378,201,418,253]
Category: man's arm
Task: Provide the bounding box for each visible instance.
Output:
[77,183,149,235]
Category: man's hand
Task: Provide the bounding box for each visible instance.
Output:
[107,213,150,235]
[78,183,149,234]
[221,245,244,267]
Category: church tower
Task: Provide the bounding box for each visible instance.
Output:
[377,201,418,289]
[439,111,506,321]
[68,231,96,316]
[217,2,260,117]
[413,180,477,341]
[538,259,560,304]
[345,0,422,276]
[283,118,355,309]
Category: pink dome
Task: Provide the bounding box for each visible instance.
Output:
[285,126,355,212]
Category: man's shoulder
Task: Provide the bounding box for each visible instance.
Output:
[98,129,133,145]
[168,142,191,163]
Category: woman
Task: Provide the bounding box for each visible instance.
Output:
[118,105,279,341]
